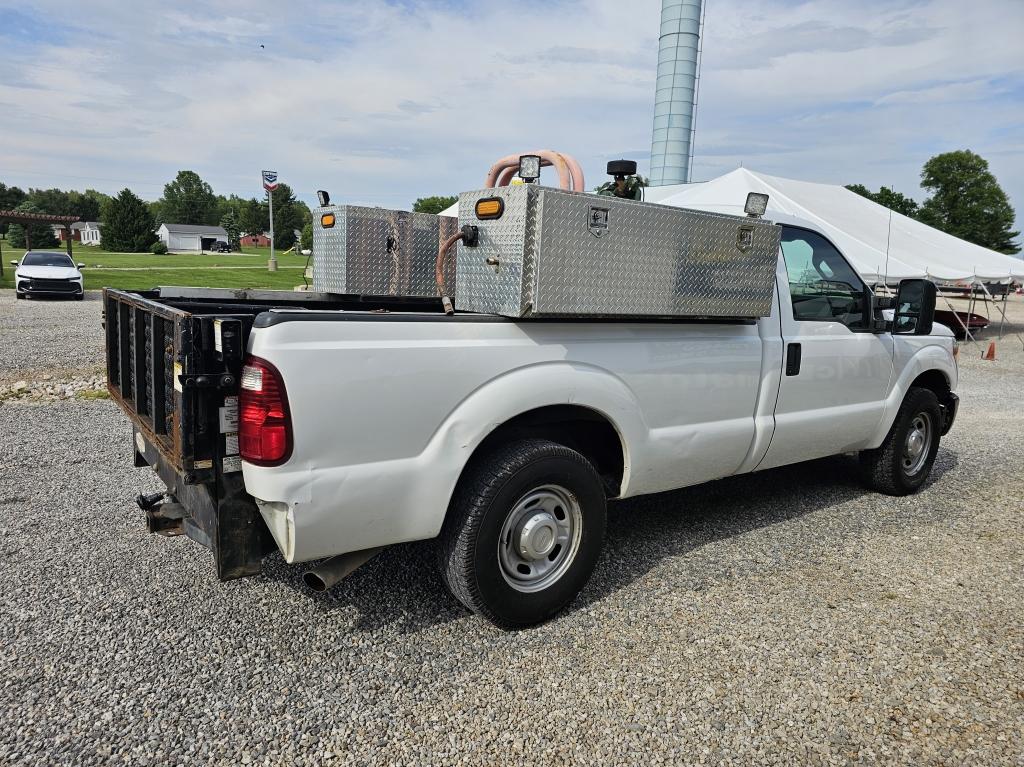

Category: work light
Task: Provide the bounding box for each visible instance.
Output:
[317,190,331,207]
[518,155,541,183]
[744,192,769,217]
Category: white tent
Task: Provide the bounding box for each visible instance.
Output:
[646,168,1024,285]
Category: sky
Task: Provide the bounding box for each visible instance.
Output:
[0,0,1021,223]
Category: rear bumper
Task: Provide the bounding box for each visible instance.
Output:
[244,451,456,565]
[132,426,276,580]
[940,392,959,436]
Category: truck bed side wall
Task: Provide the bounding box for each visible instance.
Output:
[243,318,766,563]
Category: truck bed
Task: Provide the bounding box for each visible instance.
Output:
[103,286,450,579]
[103,285,756,579]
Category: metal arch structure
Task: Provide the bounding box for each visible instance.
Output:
[0,209,80,278]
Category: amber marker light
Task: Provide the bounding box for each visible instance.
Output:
[475,198,504,220]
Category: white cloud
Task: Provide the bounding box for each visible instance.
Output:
[0,0,1020,220]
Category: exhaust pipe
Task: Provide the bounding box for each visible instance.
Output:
[302,547,384,592]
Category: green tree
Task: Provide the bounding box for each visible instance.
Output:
[69,189,112,222]
[845,184,920,218]
[6,201,59,249]
[412,195,458,215]
[0,182,27,236]
[220,210,241,250]
[103,188,158,252]
[917,150,1019,254]
[15,186,111,222]
[300,222,313,252]
[239,197,268,237]
[26,187,73,216]
[268,183,301,249]
[216,194,248,226]
[160,170,219,225]
[148,199,165,226]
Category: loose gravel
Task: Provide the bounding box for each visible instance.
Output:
[0,293,105,385]
[1,290,1022,766]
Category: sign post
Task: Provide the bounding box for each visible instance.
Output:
[262,170,279,272]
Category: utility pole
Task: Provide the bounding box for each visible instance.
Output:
[262,170,279,272]
[268,188,276,272]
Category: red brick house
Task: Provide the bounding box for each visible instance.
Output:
[52,222,84,242]
[240,231,271,247]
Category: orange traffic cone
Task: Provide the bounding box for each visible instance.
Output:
[982,341,997,361]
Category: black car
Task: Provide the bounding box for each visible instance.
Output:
[209,242,232,253]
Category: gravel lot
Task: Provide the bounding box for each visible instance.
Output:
[0,293,106,386]
[1,290,1022,766]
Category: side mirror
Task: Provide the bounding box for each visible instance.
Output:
[9,260,17,267]
[77,262,86,269]
[892,279,937,335]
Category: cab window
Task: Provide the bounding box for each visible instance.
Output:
[780,226,867,329]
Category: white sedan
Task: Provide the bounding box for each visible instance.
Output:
[12,251,86,300]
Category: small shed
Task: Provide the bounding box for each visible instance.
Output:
[80,222,102,245]
[157,223,229,253]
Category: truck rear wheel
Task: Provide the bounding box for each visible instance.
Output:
[859,387,942,496]
[439,439,607,629]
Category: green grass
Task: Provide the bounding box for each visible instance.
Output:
[0,240,310,291]
[80,268,306,291]
[77,389,111,400]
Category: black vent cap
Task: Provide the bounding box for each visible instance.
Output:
[607,159,637,176]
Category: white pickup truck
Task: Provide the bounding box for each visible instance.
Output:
[105,209,958,628]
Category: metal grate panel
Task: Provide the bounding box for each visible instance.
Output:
[456,185,780,319]
[312,205,457,296]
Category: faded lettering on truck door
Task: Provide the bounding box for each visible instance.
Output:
[758,226,893,470]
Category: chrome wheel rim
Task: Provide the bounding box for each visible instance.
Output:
[903,412,932,476]
[498,484,583,593]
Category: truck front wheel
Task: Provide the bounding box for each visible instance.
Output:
[859,387,942,496]
[439,438,607,629]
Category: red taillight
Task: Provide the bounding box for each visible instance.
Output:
[239,356,292,466]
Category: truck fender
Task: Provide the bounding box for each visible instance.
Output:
[866,345,956,449]
[420,360,644,533]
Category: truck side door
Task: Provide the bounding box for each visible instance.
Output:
[757,225,894,471]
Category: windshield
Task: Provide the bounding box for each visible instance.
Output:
[22,252,74,267]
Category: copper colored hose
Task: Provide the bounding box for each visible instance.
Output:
[488,150,585,191]
[485,150,577,191]
[436,230,465,314]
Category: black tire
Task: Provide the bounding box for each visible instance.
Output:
[859,387,942,496]
[16,292,25,300]
[439,438,607,629]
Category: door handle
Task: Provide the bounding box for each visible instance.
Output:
[785,343,802,376]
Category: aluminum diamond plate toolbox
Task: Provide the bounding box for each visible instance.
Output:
[455,185,781,318]
[312,205,458,296]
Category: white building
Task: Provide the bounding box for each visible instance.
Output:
[80,222,102,245]
[157,223,229,253]
[48,221,102,244]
